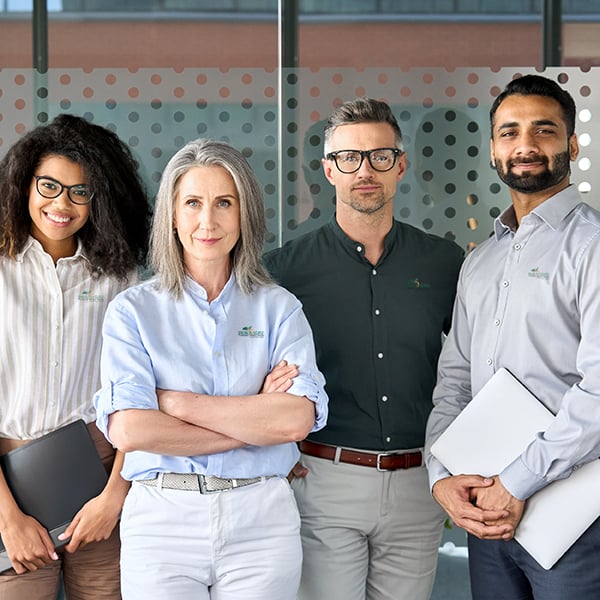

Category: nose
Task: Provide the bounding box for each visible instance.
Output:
[356,154,376,177]
[51,188,72,208]
[197,205,216,230]
[515,131,539,155]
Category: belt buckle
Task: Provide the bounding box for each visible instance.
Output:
[198,475,219,494]
[376,452,399,472]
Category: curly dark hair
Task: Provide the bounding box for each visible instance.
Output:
[0,113,151,278]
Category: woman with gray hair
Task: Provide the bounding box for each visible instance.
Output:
[94,138,328,599]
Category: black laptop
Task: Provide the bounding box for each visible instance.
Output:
[0,419,108,572]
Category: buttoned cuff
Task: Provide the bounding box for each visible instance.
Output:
[499,456,560,500]
[426,455,452,493]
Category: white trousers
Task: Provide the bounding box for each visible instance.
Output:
[292,453,446,600]
[120,476,302,600]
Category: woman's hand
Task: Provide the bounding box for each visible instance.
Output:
[261,360,299,394]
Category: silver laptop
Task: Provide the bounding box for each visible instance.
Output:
[431,367,600,570]
[0,420,108,572]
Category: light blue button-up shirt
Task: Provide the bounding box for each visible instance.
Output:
[94,274,328,481]
[426,185,600,500]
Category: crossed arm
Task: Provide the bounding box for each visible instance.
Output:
[108,360,314,456]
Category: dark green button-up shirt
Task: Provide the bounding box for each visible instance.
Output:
[264,217,463,451]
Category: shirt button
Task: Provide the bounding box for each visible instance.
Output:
[486,358,493,366]
[494,319,500,326]
[502,280,509,287]
[513,243,521,250]
[385,436,391,443]
[356,245,363,253]
[381,395,388,402]
[372,269,377,275]
[375,309,381,316]
[377,352,384,359]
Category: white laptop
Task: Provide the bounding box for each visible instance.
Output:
[430,368,600,570]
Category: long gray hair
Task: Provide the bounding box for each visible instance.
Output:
[150,138,272,297]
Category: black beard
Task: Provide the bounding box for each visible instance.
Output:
[495,150,571,194]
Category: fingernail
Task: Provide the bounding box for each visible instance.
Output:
[52,552,59,560]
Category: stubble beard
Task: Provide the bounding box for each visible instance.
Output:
[344,189,389,215]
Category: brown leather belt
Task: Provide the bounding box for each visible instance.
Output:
[299,440,422,471]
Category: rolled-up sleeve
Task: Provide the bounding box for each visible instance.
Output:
[269,298,328,433]
[93,298,159,442]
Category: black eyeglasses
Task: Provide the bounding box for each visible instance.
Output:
[325,148,403,174]
[34,175,94,205]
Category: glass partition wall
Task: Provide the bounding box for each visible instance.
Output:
[2,65,596,254]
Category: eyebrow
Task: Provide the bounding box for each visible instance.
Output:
[497,119,560,131]
[181,193,237,201]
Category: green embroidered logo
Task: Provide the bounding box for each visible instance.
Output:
[528,267,549,281]
[407,278,431,289]
[238,326,264,338]
[78,290,105,302]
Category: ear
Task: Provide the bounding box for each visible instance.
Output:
[568,133,579,161]
[322,157,336,186]
[396,152,408,181]
[490,138,496,168]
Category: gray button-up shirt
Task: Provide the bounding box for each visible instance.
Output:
[426,185,600,500]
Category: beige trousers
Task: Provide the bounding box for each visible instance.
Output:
[292,452,446,600]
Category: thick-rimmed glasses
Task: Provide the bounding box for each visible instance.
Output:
[325,148,403,174]
[34,175,94,205]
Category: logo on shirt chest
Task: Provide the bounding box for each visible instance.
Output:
[528,267,550,281]
[238,325,264,338]
[78,290,106,302]
[407,277,431,289]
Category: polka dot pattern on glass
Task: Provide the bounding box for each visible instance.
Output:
[0,67,597,252]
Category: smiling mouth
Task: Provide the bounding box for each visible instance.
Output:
[513,162,542,168]
[509,155,546,167]
[44,211,73,224]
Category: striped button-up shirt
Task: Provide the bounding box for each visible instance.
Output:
[0,237,135,439]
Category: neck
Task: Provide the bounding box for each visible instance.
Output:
[336,206,393,265]
[186,259,232,302]
[39,239,77,265]
[510,179,570,226]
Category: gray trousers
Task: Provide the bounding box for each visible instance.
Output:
[292,452,445,600]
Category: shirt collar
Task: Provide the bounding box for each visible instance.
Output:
[493,184,582,240]
[16,236,88,264]
[184,270,237,303]
[328,214,398,263]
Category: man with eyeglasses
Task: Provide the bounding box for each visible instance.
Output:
[264,97,463,600]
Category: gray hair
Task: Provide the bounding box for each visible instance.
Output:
[323,97,404,155]
[150,138,272,298]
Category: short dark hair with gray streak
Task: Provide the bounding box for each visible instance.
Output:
[323,97,404,155]
[150,138,272,298]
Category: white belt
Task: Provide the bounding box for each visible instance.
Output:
[137,473,276,494]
